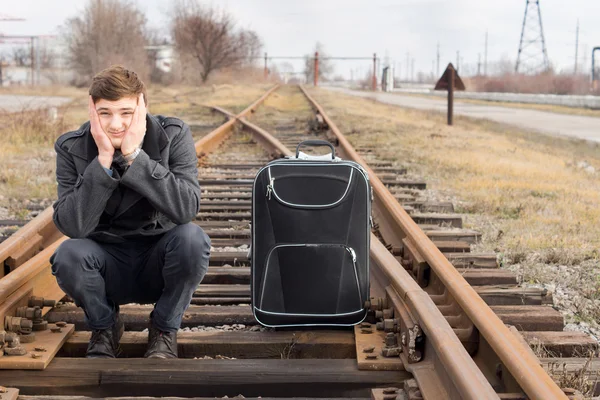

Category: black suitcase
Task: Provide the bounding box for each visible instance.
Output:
[251,140,371,327]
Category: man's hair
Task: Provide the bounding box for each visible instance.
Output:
[89,65,147,105]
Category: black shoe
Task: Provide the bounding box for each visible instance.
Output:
[144,324,178,359]
[86,314,124,358]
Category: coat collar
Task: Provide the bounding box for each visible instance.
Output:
[68,113,169,162]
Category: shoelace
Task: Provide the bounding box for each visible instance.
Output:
[149,330,175,354]
[89,329,108,348]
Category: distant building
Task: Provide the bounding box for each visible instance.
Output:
[0,36,73,86]
[146,44,174,73]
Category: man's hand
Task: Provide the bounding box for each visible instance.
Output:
[89,96,114,169]
[121,93,147,158]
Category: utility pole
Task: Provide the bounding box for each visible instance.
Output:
[30,37,35,85]
[456,51,460,72]
[574,19,579,74]
[484,31,488,76]
[406,52,410,81]
[372,53,377,91]
[436,42,440,76]
[264,52,268,79]
[582,44,588,76]
[314,52,319,87]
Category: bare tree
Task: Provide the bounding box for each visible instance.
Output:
[304,42,334,83]
[63,0,150,84]
[171,0,262,83]
[12,47,31,67]
[38,42,57,69]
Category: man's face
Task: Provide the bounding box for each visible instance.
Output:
[95,96,138,149]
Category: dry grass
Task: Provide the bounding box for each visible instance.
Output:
[466,73,594,96]
[252,85,314,123]
[0,85,86,98]
[531,341,598,397]
[0,84,271,218]
[307,87,600,325]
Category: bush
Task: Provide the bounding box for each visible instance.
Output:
[466,72,594,95]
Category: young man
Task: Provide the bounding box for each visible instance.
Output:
[50,65,210,359]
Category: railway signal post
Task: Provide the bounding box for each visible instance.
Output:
[434,63,465,126]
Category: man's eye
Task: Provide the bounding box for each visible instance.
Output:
[99,113,109,116]
[123,112,133,115]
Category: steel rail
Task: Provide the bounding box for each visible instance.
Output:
[196,85,280,158]
[298,84,567,400]
[0,207,55,271]
[210,98,499,399]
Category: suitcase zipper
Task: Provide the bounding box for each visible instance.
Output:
[265,177,275,200]
[346,246,357,263]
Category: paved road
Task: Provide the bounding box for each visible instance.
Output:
[0,95,72,113]
[324,87,600,144]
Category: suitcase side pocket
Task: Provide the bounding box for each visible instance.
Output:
[257,243,364,316]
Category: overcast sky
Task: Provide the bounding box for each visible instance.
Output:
[2,0,599,78]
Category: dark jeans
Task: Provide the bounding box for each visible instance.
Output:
[50,223,211,332]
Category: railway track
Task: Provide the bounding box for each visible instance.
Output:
[0,85,597,399]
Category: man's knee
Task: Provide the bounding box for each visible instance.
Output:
[51,239,104,284]
[169,223,211,251]
[167,223,211,277]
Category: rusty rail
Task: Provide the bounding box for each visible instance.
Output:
[0,83,571,398]
[298,84,567,400]
[196,85,279,157]
[211,95,499,400]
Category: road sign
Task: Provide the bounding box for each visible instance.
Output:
[434,63,465,125]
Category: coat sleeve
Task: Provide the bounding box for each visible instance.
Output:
[120,122,201,224]
[52,141,119,238]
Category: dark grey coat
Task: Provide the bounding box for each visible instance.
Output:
[52,113,201,243]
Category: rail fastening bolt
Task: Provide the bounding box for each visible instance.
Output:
[363,346,375,353]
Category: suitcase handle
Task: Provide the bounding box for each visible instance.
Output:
[295,140,335,160]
